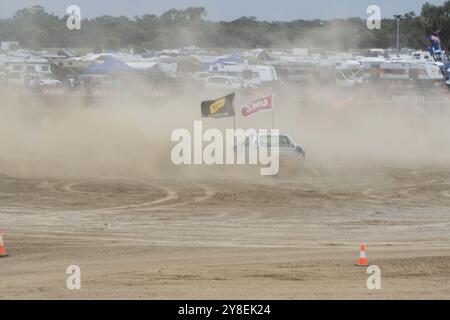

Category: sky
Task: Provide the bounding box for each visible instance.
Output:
[0,0,446,21]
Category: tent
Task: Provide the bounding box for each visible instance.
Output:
[82,58,136,74]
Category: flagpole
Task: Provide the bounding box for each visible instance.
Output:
[442,39,448,85]
[271,94,275,130]
[233,92,236,149]
[435,32,446,83]
[432,32,447,84]
[233,92,236,132]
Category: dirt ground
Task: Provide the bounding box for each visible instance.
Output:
[1,166,450,299]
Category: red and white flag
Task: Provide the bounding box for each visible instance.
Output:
[241,94,274,117]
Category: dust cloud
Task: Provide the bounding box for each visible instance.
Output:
[1,84,450,180]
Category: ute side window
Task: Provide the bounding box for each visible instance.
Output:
[279,136,293,147]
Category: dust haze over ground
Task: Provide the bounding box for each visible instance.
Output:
[1,83,450,299]
[1,84,450,178]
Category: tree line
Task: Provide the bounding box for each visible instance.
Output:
[0,2,449,51]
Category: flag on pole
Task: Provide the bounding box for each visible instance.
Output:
[427,34,442,55]
[241,94,274,117]
[201,93,235,118]
[430,34,440,44]
[426,33,448,83]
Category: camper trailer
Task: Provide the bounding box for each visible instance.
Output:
[4,58,52,86]
[273,59,363,87]
[362,58,443,83]
[411,51,434,62]
[271,60,319,83]
[208,63,277,86]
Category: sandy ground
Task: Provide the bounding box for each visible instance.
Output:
[1,166,450,299]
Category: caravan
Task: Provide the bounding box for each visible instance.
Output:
[208,62,277,87]
[4,58,53,86]
[362,58,443,82]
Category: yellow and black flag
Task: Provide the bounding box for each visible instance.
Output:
[201,93,235,118]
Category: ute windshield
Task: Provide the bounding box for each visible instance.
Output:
[259,135,294,148]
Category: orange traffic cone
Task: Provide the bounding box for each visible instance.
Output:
[356,244,368,266]
[0,229,9,258]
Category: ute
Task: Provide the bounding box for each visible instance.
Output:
[235,133,306,175]
[242,133,305,156]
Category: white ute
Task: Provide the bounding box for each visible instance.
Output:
[235,133,306,175]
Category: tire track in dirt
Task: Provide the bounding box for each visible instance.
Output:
[0,178,216,214]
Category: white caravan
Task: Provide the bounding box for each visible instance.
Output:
[208,63,278,86]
